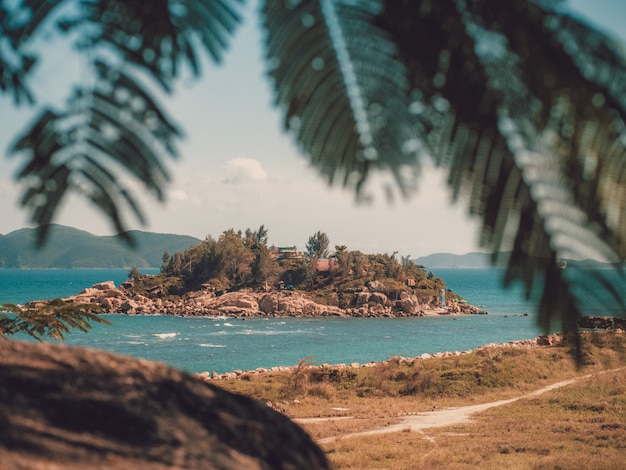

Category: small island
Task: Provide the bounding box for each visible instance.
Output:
[30,226,487,318]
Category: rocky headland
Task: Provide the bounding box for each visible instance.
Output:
[47,279,488,318]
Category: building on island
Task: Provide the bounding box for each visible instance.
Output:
[270,246,303,260]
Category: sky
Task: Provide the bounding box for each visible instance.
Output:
[1,0,625,257]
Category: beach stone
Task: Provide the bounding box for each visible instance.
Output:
[367,280,387,293]
[92,281,117,290]
[78,287,100,296]
[259,294,279,313]
[369,292,388,304]
[397,295,420,314]
[0,340,331,469]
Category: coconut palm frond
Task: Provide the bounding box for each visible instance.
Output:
[174,0,246,65]
[261,0,626,336]
[10,60,181,246]
[262,0,421,197]
[55,0,246,91]
[1,300,109,342]
[0,2,43,105]
[7,0,245,243]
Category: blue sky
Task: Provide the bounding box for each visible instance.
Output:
[1,0,625,257]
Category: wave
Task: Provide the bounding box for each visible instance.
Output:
[234,329,306,336]
[198,343,227,348]
[152,332,177,339]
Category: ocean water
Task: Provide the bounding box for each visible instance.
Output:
[0,268,546,373]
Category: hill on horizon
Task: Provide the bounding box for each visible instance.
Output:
[415,252,614,269]
[414,252,497,269]
[0,225,201,269]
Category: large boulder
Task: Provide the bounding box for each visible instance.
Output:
[218,292,259,311]
[397,295,420,314]
[258,293,279,314]
[92,281,117,291]
[0,341,330,469]
[367,280,387,293]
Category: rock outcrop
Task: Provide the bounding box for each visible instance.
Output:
[0,340,331,469]
[577,316,626,331]
[54,280,487,318]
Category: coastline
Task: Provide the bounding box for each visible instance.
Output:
[35,279,489,319]
[194,334,564,381]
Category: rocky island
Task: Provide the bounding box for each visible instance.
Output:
[54,278,486,318]
[23,227,489,318]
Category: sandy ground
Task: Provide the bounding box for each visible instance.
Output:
[296,369,622,444]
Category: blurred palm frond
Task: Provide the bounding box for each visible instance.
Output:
[3,0,245,242]
[261,0,626,339]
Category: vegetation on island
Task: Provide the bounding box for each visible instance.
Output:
[130,225,456,308]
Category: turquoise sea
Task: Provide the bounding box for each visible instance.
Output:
[0,268,546,374]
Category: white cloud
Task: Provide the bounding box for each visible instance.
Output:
[221,158,268,184]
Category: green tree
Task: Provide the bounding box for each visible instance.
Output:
[244,225,269,249]
[2,0,626,347]
[250,244,279,288]
[333,244,349,276]
[305,231,330,260]
[348,251,367,278]
[215,229,254,287]
[128,266,142,282]
[161,252,171,273]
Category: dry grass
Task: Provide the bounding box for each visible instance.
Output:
[321,368,626,469]
[215,332,626,469]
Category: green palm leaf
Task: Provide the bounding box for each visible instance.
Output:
[0,2,38,105]
[263,0,420,195]
[261,0,626,340]
[1,300,110,342]
[10,60,181,246]
[7,0,245,243]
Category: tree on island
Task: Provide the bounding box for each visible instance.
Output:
[150,224,447,308]
[2,1,626,349]
[306,231,330,260]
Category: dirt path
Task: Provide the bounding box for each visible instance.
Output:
[310,369,621,444]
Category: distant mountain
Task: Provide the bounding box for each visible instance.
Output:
[414,252,497,269]
[414,252,615,269]
[0,225,201,268]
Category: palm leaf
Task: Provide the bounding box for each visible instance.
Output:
[10,60,181,246]
[262,0,420,196]
[261,0,626,339]
[0,3,40,105]
[56,0,246,91]
[1,300,109,342]
[7,0,245,244]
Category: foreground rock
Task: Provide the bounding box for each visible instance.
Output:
[0,340,331,469]
[53,280,487,318]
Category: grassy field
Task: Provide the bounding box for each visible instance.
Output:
[214,332,626,469]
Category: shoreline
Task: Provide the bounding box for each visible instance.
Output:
[39,280,489,319]
[193,334,564,381]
